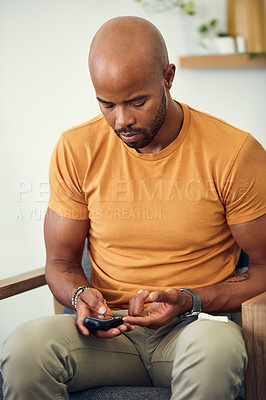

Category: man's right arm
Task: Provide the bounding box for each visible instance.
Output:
[44,207,134,337]
[44,207,91,309]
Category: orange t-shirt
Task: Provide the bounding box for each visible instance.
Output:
[48,103,266,309]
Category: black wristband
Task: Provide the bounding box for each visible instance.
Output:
[178,288,202,315]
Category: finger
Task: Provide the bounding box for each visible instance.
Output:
[80,288,107,314]
[149,288,178,303]
[76,310,91,336]
[128,290,150,316]
[76,296,110,336]
[93,324,134,338]
[123,312,171,330]
[123,314,156,327]
[77,321,90,336]
[123,317,160,330]
[117,323,135,333]
[124,324,136,332]
[93,328,121,338]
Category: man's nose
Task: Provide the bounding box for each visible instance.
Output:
[115,106,136,129]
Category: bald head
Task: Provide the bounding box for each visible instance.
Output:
[89,16,169,83]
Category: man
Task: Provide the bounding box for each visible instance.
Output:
[2,16,266,400]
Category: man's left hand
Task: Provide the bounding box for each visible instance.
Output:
[123,288,192,329]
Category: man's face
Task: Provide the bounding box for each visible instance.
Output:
[113,89,167,150]
[91,62,168,152]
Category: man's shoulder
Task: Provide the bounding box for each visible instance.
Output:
[61,114,110,141]
[53,114,119,164]
[188,105,249,141]
[180,103,265,176]
[184,104,254,156]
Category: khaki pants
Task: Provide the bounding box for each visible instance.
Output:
[1,311,247,400]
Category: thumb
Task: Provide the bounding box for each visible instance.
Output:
[150,288,177,303]
[88,297,107,315]
[97,299,108,314]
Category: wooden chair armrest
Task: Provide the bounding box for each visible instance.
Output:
[0,268,46,300]
[241,291,266,400]
[0,268,65,315]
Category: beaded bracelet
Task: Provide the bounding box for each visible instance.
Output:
[71,286,87,310]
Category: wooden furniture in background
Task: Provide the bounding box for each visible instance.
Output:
[242,292,266,400]
[228,0,266,53]
[179,53,266,68]
[179,0,266,68]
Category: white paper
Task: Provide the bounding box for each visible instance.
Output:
[197,312,228,323]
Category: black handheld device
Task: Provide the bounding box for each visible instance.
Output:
[84,314,124,331]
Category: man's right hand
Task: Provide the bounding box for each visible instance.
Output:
[76,287,135,338]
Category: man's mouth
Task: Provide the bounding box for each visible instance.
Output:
[119,133,142,143]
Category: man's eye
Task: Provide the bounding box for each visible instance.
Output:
[133,100,146,108]
[103,104,114,109]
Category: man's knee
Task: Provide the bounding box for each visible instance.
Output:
[171,320,247,399]
[2,315,77,362]
[175,319,247,366]
[1,315,77,393]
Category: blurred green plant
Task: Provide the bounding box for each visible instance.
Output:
[248,52,266,59]
[180,1,195,15]
[135,0,195,15]
[198,19,218,35]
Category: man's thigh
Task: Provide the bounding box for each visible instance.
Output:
[150,319,247,390]
[63,315,152,391]
[2,314,152,394]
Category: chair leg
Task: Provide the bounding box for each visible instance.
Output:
[241,292,266,400]
[54,298,64,314]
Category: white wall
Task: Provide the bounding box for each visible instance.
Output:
[1,0,265,353]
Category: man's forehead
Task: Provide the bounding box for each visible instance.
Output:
[93,73,152,102]
[90,43,152,73]
[90,52,156,90]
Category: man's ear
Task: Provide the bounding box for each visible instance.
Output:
[163,64,176,90]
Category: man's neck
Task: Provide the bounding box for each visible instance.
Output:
[138,100,183,154]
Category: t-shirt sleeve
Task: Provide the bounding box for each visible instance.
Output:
[222,134,266,225]
[48,134,89,220]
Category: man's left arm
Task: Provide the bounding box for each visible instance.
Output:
[197,213,266,312]
[123,214,266,329]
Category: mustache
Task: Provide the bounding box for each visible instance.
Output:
[114,127,144,135]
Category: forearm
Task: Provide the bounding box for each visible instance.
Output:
[196,264,266,313]
[45,261,90,309]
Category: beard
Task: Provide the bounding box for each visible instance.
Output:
[114,89,167,150]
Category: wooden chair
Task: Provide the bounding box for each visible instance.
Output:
[1,261,265,400]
